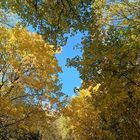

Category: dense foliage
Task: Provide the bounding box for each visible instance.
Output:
[0,0,140,140]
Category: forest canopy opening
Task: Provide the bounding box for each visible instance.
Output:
[0,0,140,139]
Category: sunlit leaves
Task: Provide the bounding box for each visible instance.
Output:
[0,0,140,139]
[0,25,63,138]
[65,0,140,139]
[0,0,92,46]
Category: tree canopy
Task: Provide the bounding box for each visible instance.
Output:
[0,0,140,139]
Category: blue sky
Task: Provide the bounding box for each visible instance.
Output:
[28,25,82,96]
[56,33,83,96]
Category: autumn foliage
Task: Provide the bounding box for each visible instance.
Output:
[0,0,140,140]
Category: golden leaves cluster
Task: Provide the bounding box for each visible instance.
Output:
[0,25,62,136]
